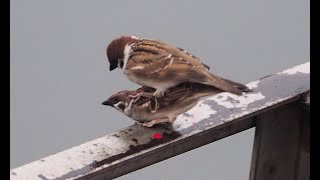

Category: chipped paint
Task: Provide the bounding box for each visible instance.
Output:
[279,62,310,75]
[10,62,310,180]
[17,122,182,180]
[246,80,261,89]
[10,135,134,179]
[208,92,265,109]
[172,101,217,131]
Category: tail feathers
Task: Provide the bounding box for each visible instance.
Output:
[192,89,222,100]
[220,78,252,93]
[205,73,252,95]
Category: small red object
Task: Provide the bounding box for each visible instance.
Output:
[153,133,163,139]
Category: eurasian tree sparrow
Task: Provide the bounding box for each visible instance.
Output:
[106,36,251,98]
[102,82,248,127]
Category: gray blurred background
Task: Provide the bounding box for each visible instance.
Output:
[10,0,309,179]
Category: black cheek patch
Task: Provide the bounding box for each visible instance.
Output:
[118,104,126,111]
[119,61,124,68]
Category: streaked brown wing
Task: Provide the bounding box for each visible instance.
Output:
[129,39,245,94]
[132,39,209,70]
[128,51,204,81]
[129,40,208,79]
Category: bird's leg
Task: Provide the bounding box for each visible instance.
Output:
[128,93,141,99]
[150,97,159,113]
[153,89,165,98]
[128,94,140,103]
[142,117,171,127]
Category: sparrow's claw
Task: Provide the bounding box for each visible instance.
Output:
[130,92,154,103]
[142,117,170,127]
[128,94,139,99]
[129,94,141,103]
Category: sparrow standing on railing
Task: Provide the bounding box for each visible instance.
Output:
[106,36,251,98]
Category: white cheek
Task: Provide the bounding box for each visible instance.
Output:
[123,44,132,70]
[117,59,123,69]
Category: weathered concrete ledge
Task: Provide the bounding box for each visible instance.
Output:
[10,62,310,180]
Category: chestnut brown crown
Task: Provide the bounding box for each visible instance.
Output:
[106,36,139,71]
[101,90,135,111]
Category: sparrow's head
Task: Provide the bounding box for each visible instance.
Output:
[106,36,139,71]
[102,90,136,112]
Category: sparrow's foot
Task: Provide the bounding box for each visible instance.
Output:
[142,117,170,127]
[129,92,154,103]
[129,93,139,99]
[130,95,141,103]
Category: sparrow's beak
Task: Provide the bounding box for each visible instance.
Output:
[109,63,118,71]
[102,100,113,106]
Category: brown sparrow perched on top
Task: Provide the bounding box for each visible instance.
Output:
[106,35,251,98]
[102,82,248,127]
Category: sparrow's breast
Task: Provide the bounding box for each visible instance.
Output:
[125,69,177,91]
[124,70,145,86]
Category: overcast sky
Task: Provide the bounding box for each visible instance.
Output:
[11,0,309,179]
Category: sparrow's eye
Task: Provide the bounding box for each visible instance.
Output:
[113,97,119,102]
